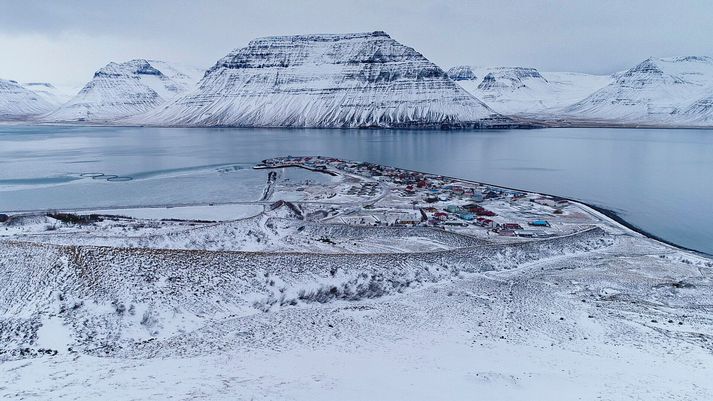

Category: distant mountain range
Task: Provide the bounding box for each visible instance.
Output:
[0,80,66,120]
[562,56,713,125]
[2,31,713,128]
[446,66,612,116]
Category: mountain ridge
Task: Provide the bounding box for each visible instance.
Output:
[561,56,713,125]
[0,79,58,120]
[41,59,202,123]
[136,31,513,128]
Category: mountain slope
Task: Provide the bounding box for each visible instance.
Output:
[682,93,713,123]
[448,66,612,115]
[562,56,713,125]
[44,59,202,123]
[139,31,509,128]
[22,82,73,107]
[0,79,57,120]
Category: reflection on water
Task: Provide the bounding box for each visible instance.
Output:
[0,125,712,254]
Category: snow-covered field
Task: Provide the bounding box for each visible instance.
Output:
[1,158,711,400]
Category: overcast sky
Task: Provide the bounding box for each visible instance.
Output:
[1,0,712,87]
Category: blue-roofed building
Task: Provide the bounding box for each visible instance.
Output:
[446,205,461,213]
[529,220,551,227]
[457,212,475,221]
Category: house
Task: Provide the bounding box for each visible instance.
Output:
[515,230,536,238]
[445,205,461,213]
[425,195,439,203]
[503,223,523,230]
[485,191,500,199]
[434,212,448,221]
[477,217,496,228]
[396,219,420,226]
[457,212,475,221]
[529,220,551,227]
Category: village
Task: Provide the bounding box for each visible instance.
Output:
[256,156,595,240]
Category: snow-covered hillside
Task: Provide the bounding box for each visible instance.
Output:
[1,155,712,399]
[562,56,713,125]
[22,82,74,107]
[0,79,58,120]
[447,66,612,115]
[138,31,510,128]
[683,93,713,123]
[43,59,203,123]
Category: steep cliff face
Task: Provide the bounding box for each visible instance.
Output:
[563,56,713,124]
[44,59,202,122]
[446,65,478,81]
[139,32,508,128]
[476,67,546,91]
[448,66,611,115]
[0,79,57,120]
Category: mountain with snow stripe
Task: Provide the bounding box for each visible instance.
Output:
[447,65,612,116]
[136,31,512,128]
[43,59,203,123]
[561,56,713,125]
[0,79,59,120]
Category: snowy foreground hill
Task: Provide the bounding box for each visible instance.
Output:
[42,59,202,123]
[447,66,612,116]
[137,31,513,128]
[1,157,712,400]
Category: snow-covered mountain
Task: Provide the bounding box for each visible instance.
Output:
[44,59,203,123]
[0,79,58,120]
[448,66,612,115]
[562,56,713,125]
[138,31,510,128]
[682,93,713,123]
[21,82,74,106]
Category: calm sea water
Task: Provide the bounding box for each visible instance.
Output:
[1,125,711,254]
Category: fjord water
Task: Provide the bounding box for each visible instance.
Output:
[1,125,711,254]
